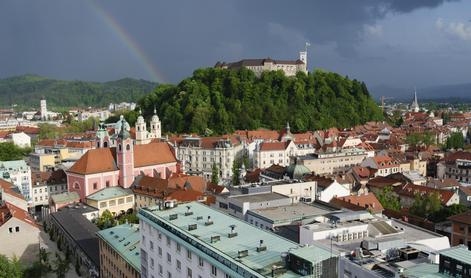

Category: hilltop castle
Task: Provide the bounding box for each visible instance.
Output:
[215,50,308,77]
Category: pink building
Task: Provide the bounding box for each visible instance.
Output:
[66,117,177,200]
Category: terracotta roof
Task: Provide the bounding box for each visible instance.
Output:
[68,148,118,175]
[330,193,384,214]
[372,155,398,169]
[1,203,38,228]
[0,179,25,200]
[259,141,290,151]
[206,182,226,194]
[303,174,334,188]
[32,170,67,186]
[165,189,203,202]
[367,176,404,189]
[15,126,40,134]
[132,175,204,202]
[395,184,456,205]
[448,211,471,225]
[134,142,177,167]
[443,151,471,164]
[244,169,262,183]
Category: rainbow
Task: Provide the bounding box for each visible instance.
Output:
[88,1,166,83]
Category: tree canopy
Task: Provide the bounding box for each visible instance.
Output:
[445,132,465,150]
[139,68,383,135]
[0,142,31,161]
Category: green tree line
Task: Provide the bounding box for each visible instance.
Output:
[139,68,383,135]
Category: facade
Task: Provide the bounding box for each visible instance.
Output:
[395,183,459,208]
[97,224,141,278]
[135,108,161,144]
[138,202,337,278]
[40,97,47,120]
[29,153,56,171]
[304,175,351,203]
[361,155,400,177]
[215,51,308,77]
[298,148,368,175]
[448,211,471,248]
[0,202,40,264]
[67,116,177,200]
[0,160,32,202]
[49,191,81,212]
[172,135,244,181]
[77,109,111,122]
[253,140,297,168]
[31,170,68,207]
[437,151,471,184]
[11,132,31,147]
[85,186,134,217]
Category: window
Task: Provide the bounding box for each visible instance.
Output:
[211,265,217,276]
[126,144,131,151]
[106,181,110,187]
[93,183,97,190]
[198,256,204,267]
[187,267,192,278]
[167,253,171,263]
[167,272,172,278]
[158,247,162,256]
[187,249,192,260]
[15,226,19,232]
[176,243,181,253]
[9,227,13,233]
[166,235,171,246]
[151,258,154,269]
[176,260,181,270]
[150,241,154,250]
[158,264,163,275]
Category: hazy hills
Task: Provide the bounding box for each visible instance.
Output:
[371,83,471,102]
[0,74,158,109]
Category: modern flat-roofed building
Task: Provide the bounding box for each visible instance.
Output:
[138,202,338,278]
[298,148,368,175]
[85,186,134,217]
[97,224,141,278]
[0,160,32,202]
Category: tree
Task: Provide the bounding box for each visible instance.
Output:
[0,142,31,161]
[118,212,139,225]
[96,210,115,230]
[0,255,22,278]
[410,192,442,218]
[377,186,401,211]
[446,132,465,150]
[211,163,219,185]
[53,252,70,278]
[232,159,241,186]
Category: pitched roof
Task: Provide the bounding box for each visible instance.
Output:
[448,211,471,225]
[68,148,118,175]
[259,141,290,151]
[1,203,39,228]
[395,184,456,205]
[133,142,176,167]
[0,179,25,200]
[330,193,384,214]
[443,151,471,164]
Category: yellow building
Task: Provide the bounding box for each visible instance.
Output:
[29,153,56,171]
[85,187,134,217]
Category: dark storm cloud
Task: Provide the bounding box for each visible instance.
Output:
[0,0,463,86]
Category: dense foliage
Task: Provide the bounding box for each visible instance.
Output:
[38,118,97,140]
[0,74,157,109]
[139,68,383,134]
[377,186,401,211]
[0,143,32,161]
[0,255,22,278]
[445,132,465,150]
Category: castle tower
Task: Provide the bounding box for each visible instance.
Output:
[40,96,47,121]
[135,109,149,145]
[116,115,134,187]
[150,107,161,139]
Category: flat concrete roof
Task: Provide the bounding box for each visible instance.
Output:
[230,192,289,203]
[248,202,335,225]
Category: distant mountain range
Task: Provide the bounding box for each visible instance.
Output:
[370,83,471,102]
[0,74,158,109]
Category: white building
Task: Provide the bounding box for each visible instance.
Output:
[77,109,111,122]
[298,148,368,175]
[138,201,337,278]
[40,97,47,120]
[11,132,31,148]
[135,108,161,145]
[0,160,32,202]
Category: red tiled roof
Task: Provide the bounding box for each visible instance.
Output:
[68,148,118,175]
[1,203,38,228]
[259,141,290,151]
[443,151,471,164]
[395,184,456,205]
[330,193,384,214]
[0,179,25,200]
[448,211,471,225]
[134,142,177,167]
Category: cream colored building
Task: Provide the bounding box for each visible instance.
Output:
[254,140,297,169]
[172,135,244,181]
[85,187,134,217]
[134,108,161,145]
[298,148,368,175]
[29,153,56,171]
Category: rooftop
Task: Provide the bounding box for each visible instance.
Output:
[139,202,334,277]
[96,224,141,272]
[439,245,471,265]
[230,192,289,203]
[86,186,133,202]
[50,191,80,204]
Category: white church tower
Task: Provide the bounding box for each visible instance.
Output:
[411,88,420,113]
[150,107,161,139]
[135,109,150,145]
[40,96,47,121]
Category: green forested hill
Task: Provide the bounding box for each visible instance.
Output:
[139,68,383,134]
[0,74,157,109]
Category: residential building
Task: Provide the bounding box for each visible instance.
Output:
[329,192,384,215]
[437,151,471,184]
[395,183,459,208]
[138,201,338,278]
[77,109,111,122]
[253,140,296,168]
[0,202,40,264]
[67,116,177,200]
[303,174,351,203]
[297,148,368,175]
[448,211,471,247]
[0,179,28,211]
[132,174,206,209]
[49,204,100,277]
[361,155,400,177]
[49,191,81,212]
[215,51,308,77]
[29,153,56,171]
[31,170,68,207]
[172,135,244,181]
[97,224,141,278]
[85,186,134,217]
[10,132,31,147]
[0,160,32,202]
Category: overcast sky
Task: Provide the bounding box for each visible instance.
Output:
[1,0,470,89]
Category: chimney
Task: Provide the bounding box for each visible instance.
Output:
[205,216,213,226]
[228,224,238,238]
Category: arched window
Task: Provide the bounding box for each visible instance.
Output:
[119,144,122,151]
[126,144,131,151]
[103,142,108,148]
[73,182,80,190]
[137,126,140,131]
